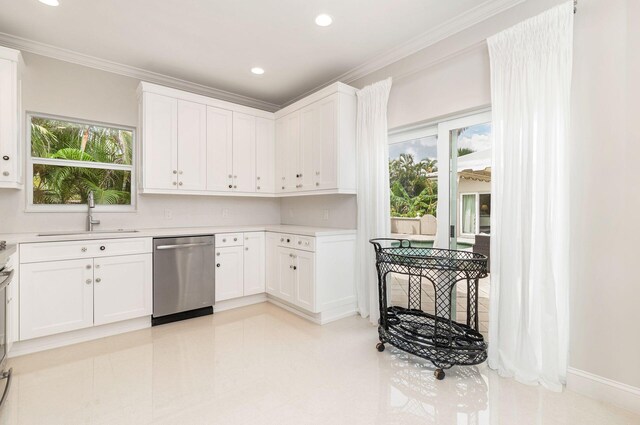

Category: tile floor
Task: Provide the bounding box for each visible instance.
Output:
[1,303,638,425]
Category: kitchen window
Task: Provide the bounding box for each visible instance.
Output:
[27,113,135,211]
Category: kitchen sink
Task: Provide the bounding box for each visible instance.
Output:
[37,229,139,237]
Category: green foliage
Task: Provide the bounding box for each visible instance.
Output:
[30,117,132,205]
[457,147,475,157]
[389,153,438,218]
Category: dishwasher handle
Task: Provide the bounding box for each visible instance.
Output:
[156,242,214,250]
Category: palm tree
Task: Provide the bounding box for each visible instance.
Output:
[31,118,132,205]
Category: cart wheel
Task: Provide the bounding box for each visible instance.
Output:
[376,342,385,352]
[434,369,445,380]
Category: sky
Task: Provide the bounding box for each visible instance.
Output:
[389,122,492,161]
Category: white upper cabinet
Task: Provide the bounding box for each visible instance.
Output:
[274,83,356,194]
[255,117,275,193]
[206,106,233,191]
[0,47,21,189]
[142,93,178,190]
[138,81,354,197]
[232,112,256,192]
[177,100,207,191]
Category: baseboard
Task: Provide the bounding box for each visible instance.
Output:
[567,367,640,415]
[214,293,267,312]
[9,316,151,358]
[266,295,357,325]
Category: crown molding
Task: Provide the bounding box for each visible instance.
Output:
[280,0,524,108]
[0,32,280,112]
[0,0,522,112]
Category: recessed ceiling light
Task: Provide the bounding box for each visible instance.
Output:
[315,14,333,27]
[38,0,60,6]
[251,67,265,75]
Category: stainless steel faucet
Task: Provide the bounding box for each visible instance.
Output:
[87,191,100,232]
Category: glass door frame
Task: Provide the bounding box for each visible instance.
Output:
[434,111,492,249]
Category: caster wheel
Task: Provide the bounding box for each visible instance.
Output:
[434,369,445,380]
[376,342,385,352]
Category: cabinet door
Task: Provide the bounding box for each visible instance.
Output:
[275,118,287,193]
[243,232,265,296]
[0,58,18,186]
[143,93,178,190]
[294,250,316,312]
[255,117,275,193]
[93,254,152,326]
[265,233,279,295]
[215,246,244,302]
[232,112,257,192]
[299,104,317,191]
[20,259,94,340]
[313,95,339,190]
[277,112,300,192]
[177,100,207,191]
[206,106,233,191]
[276,247,295,303]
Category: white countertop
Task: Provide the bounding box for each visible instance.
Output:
[0,224,357,244]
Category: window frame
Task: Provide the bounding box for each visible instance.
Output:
[25,112,137,213]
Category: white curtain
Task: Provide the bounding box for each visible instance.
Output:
[355,78,392,325]
[487,2,573,391]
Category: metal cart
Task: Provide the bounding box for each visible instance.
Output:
[370,238,488,380]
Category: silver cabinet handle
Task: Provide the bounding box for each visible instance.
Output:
[233,185,237,189]
[293,266,297,271]
[85,279,92,285]
[316,182,320,186]
[173,182,177,186]
[233,238,237,241]
[86,264,92,269]
[179,171,183,175]
[2,171,9,177]
[233,175,237,178]
[95,278,102,283]
[245,247,249,251]
[257,186,261,190]
[156,242,214,250]
[222,238,227,242]
[257,176,261,180]
[280,238,284,242]
[228,174,233,178]
[216,252,220,256]
[316,171,320,175]
[298,241,302,245]
[81,247,87,252]
[173,170,177,174]
[179,182,183,186]
[95,264,100,269]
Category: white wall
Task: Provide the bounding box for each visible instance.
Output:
[569,0,640,389]
[280,194,356,229]
[350,0,640,395]
[0,52,280,234]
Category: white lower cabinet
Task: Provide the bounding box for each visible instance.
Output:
[215,232,266,302]
[266,232,356,320]
[214,245,245,302]
[293,250,315,311]
[19,238,153,341]
[276,247,295,303]
[93,254,152,326]
[20,258,94,340]
[243,232,265,296]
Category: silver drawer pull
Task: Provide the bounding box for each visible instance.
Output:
[95,278,102,283]
[85,279,92,285]
[86,265,92,269]
[81,247,87,252]
[156,243,214,250]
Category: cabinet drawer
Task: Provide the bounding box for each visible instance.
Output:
[20,238,153,264]
[215,233,243,247]
[294,235,315,252]
[275,234,296,248]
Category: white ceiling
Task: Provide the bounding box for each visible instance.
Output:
[0,0,516,109]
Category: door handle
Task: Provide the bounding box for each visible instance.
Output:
[156,242,214,250]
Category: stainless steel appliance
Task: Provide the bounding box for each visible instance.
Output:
[0,242,15,408]
[152,235,215,326]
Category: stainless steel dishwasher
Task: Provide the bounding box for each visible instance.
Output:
[152,235,215,326]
